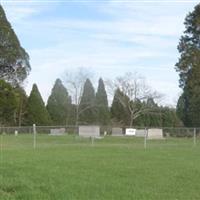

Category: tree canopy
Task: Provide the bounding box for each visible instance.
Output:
[47,79,72,125]
[0,79,17,126]
[176,4,200,126]
[79,79,96,124]
[109,73,161,127]
[26,84,51,125]
[95,78,110,125]
[0,5,30,85]
[14,85,28,126]
[110,88,129,126]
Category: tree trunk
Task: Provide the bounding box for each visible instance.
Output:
[75,105,79,127]
[129,112,134,127]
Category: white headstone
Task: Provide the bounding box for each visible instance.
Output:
[14,130,18,136]
[147,129,163,139]
[112,127,123,136]
[125,128,136,136]
[79,126,100,137]
[135,129,146,137]
[50,128,65,136]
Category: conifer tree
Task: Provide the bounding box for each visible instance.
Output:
[26,84,51,125]
[47,79,72,125]
[0,5,30,84]
[14,85,28,126]
[161,107,182,127]
[96,78,110,125]
[176,4,200,126]
[138,98,162,127]
[176,93,187,125]
[79,79,96,124]
[110,89,129,126]
[0,80,17,125]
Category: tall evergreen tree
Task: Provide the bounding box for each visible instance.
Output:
[135,98,162,127]
[176,4,200,126]
[161,107,182,127]
[110,89,129,126]
[0,80,17,125]
[0,5,30,84]
[176,93,187,125]
[26,84,51,125]
[47,79,72,125]
[95,78,110,125]
[79,79,96,124]
[14,85,28,126]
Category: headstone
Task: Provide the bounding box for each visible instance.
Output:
[79,126,100,137]
[112,127,123,136]
[125,128,136,136]
[135,129,146,137]
[14,130,18,136]
[147,129,163,139]
[49,128,65,136]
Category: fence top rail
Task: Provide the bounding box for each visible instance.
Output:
[0,126,200,130]
[0,125,78,129]
[0,126,33,129]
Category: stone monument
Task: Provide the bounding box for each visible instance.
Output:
[147,129,163,139]
[112,127,123,136]
[79,126,100,137]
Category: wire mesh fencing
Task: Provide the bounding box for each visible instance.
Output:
[0,125,200,150]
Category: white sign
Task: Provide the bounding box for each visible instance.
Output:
[125,128,136,136]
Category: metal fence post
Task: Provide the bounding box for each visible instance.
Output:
[33,124,36,149]
[0,134,3,164]
[91,136,94,146]
[193,128,196,146]
[144,128,147,149]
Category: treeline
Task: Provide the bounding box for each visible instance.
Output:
[0,4,190,128]
[0,78,182,127]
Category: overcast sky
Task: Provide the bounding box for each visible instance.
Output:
[1,0,198,106]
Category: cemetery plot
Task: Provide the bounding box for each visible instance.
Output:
[112,127,123,136]
[147,128,163,139]
[49,128,66,136]
[1,134,200,200]
[135,129,146,137]
[79,126,100,137]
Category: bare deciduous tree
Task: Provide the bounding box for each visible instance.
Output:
[63,67,93,126]
[108,72,162,127]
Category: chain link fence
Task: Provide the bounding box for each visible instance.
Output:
[0,125,200,150]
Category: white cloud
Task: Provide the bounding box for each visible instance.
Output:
[149,79,181,106]
[25,38,179,104]
[2,1,196,105]
[27,17,183,37]
[2,4,41,22]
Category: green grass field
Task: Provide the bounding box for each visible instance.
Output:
[1,134,200,200]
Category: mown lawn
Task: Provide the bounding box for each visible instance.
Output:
[0,135,200,200]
